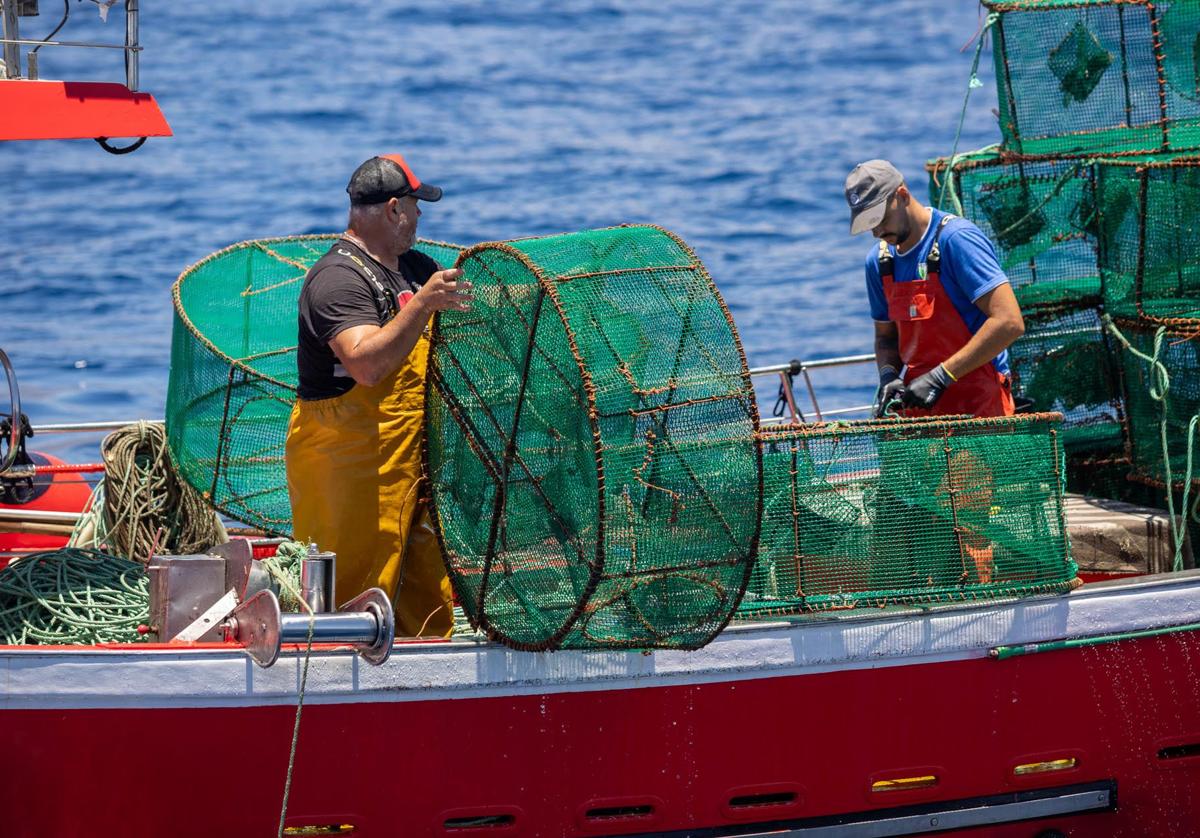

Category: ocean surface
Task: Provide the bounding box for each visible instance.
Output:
[0,0,1003,463]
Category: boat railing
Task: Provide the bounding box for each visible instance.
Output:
[25,354,879,440]
[20,354,879,440]
[750,352,875,425]
[0,0,141,89]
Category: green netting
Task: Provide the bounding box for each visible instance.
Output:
[1111,317,1200,487]
[426,225,762,651]
[986,0,1200,156]
[929,151,1104,314]
[929,150,1200,322]
[1096,160,1200,322]
[741,414,1077,615]
[167,235,463,534]
[1009,307,1126,451]
[927,150,1126,454]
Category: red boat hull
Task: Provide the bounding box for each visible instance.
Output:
[2,574,1200,836]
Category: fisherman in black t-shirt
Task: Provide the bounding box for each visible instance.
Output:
[285,154,473,638]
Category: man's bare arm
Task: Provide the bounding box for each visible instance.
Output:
[874,320,901,373]
[941,283,1025,380]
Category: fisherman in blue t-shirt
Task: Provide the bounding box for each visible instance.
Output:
[845,159,1025,418]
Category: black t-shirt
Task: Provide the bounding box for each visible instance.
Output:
[296,238,439,400]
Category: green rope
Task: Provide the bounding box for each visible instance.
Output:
[992,619,1200,660]
[261,540,307,612]
[0,549,149,645]
[1102,316,1200,570]
[937,12,1000,213]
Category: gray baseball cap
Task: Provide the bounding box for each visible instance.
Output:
[845,159,904,235]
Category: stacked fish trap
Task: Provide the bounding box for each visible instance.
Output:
[929,0,1200,506]
[167,236,462,534]
[742,414,1076,615]
[426,225,762,650]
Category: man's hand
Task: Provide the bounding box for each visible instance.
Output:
[415,268,473,312]
[873,365,906,418]
[903,364,955,409]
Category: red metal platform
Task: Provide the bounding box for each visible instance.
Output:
[0,79,170,141]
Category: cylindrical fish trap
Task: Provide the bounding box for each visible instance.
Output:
[426,225,762,650]
[167,236,463,534]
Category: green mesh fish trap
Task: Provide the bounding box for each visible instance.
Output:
[168,235,462,534]
[986,0,1200,157]
[741,414,1077,616]
[1096,159,1200,323]
[927,150,1126,453]
[1009,307,1126,452]
[928,150,1106,316]
[1110,316,1200,488]
[425,225,762,651]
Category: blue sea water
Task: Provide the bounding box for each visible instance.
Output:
[0,0,1002,463]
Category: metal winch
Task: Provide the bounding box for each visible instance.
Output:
[148,540,395,668]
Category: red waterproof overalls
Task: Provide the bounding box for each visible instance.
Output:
[880,215,1015,418]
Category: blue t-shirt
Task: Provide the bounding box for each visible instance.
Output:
[864,208,1011,375]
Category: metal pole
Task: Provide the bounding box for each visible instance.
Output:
[1,0,21,79]
[31,419,162,434]
[0,347,23,476]
[278,612,381,645]
[748,354,875,376]
[124,0,138,90]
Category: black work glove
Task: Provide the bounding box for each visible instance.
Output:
[902,363,955,410]
[872,365,907,418]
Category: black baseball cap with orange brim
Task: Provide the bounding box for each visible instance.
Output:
[347,153,443,204]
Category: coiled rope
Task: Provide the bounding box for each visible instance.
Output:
[0,548,148,645]
[72,421,224,561]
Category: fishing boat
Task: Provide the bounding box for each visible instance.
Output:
[4,2,1200,837]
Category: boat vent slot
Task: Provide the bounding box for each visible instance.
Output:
[1158,742,1200,760]
[584,804,655,820]
[443,814,515,830]
[727,791,797,808]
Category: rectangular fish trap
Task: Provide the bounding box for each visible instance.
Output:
[928,150,1104,315]
[1009,307,1126,453]
[928,150,1126,454]
[1095,159,1200,323]
[741,414,1077,615]
[986,0,1200,157]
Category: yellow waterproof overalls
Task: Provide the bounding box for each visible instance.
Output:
[285,249,453,638]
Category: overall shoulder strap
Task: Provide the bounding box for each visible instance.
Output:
[877,239,894,278]
[925,214,955,274]
[332,244,398,321]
